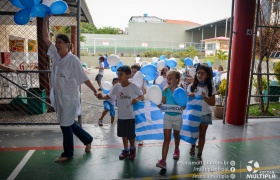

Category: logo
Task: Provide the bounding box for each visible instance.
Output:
[246,160,259,173]
[246,160,276,179]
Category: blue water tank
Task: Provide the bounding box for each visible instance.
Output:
[144,13,148,17]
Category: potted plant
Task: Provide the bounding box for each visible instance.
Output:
[214,79,227,119]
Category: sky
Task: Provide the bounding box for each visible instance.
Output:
[85,0,233,30]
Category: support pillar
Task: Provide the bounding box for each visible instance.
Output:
[226,0,256,125]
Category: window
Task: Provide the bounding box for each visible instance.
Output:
[207,43,216,50]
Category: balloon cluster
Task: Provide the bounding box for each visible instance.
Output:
[11,0,68,25]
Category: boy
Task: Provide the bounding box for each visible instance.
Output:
[97,65,144,160]
[95,56,105,90]
[98,78,118,126]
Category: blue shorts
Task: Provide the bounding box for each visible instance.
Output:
[104,101,115,117]
[201,113,212,125]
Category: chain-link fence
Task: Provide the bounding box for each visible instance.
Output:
[81,37,205,57]
[0,0,83,125]
[247,0,280,119]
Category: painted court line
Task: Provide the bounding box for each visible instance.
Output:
[0,135,279,151]
[7,150,35,180]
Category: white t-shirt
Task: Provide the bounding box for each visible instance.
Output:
[187,84,216,115]
[98,62,104,75]
[109,83,143,119]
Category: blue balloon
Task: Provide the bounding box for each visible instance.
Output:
[213,71,217,77]
[34,0,41,5]
[144,73,157,81]
[111,66,117,72]
[206,61,212,67]
[50,1,68,15]
[173,87,187,106]
[140,64,156,75]
[165,60,177,68]
[20,0,34,9]
[159,55,166,60]
[184,58,193,66]
[14,8,31,25]
[102,88,110,94]
[31,4,50,18]
[10,0,24,8]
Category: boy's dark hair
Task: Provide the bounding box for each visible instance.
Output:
[131,64,141,71]
[112,78,118,83]
[99,56,105,61]
[117,65,131,75]
[191,64,213,96]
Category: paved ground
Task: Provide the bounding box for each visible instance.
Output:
[0,118,279,180]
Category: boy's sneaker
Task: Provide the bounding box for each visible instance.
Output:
[98,119,103,126]
[138,140,144,146]
[129,148,136,160]
[119,150,129,160]
[156,159,166,169]
[173,148,180,159]
[196,155,203,166]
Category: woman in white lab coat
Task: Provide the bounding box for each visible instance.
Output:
[43,16,98,163]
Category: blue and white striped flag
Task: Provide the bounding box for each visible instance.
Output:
[133,96,202,143]
[180,95,203,144]
[133,101,164,140]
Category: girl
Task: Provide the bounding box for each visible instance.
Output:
[159,66,170,89]
[187,64,216,165]
[156,70,185,169]
[214,65,227,91]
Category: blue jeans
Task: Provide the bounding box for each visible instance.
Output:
[60,122,93,157]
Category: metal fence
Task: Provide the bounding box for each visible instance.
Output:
[247,0,280,119]
[0,0,80,125]
[81,38,205,56]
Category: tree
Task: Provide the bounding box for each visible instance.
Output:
[184,46,198,59]
[254,0,280,113]
[216,50,228,67]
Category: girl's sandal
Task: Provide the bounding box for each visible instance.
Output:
[189,147,195,158]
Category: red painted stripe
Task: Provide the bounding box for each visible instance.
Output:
[0,136,279,151]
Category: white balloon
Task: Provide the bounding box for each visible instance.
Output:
[152,57,158,62]
[107,54,121,66]
[193,56,200,65]
[42,0,56,7]
[141,61,149,66]
[131,71,144,88]
[155,76,164,84]
[148,85,162,105]
[189,68,196,77]
[157,60,165,71]
[101,81,112,91]
[170,57,176,62]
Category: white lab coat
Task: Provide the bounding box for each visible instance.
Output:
[48,44,89,126]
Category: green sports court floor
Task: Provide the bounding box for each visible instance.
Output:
[0,119,280,180]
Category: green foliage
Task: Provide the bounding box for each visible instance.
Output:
[173,52,182,58]
[185,46,198,59]
[205,54,216,64]
[249,102,280,116]
[252,76,268,91]
[80,22,96,33]
[274,61,280,83]
[143,50,159,57]
[216,50,228,61]
[95,27,119,34]
[217,79,227,106]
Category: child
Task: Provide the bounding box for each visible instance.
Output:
[97,65,144,160]
[98,78,118,126]
[214,65,227,92]
[95,56,105,91]
[156,70,185,169]
[187,64,216,165]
